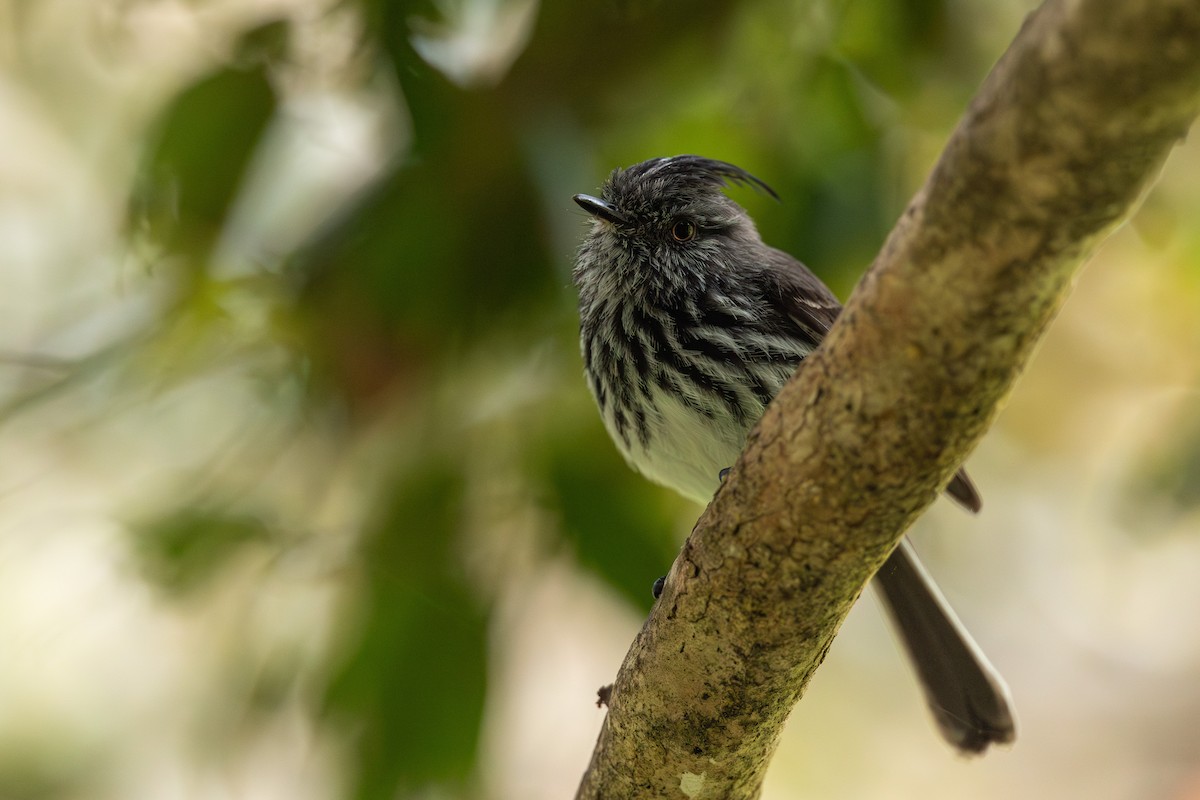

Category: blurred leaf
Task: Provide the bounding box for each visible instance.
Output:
[324,460,487,798]
[133,508,271,597]
[1126,414,1200,527]
[543,424,681,611]
[234,17,292,64]
[129,21,284,265]
[836,0,949,95]
[291,154,555,411]
[352,0,457,155]
[806,55,877,151]
[0,742,90,800]
[293,0,748,412]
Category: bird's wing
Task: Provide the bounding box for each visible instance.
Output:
[759,247,843,343]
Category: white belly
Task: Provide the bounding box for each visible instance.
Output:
[607,384,758,505]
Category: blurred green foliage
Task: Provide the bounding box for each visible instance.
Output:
[324,461,488,798]
[1127,414,1200,528]
[540,422,682,609]
[134,507,272,597]
[130,20,286,270]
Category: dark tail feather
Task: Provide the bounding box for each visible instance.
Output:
[873,539,1015,754]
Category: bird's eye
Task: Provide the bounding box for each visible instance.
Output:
[671,220,697,242]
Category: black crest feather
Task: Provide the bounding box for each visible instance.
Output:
[605,155,779,204]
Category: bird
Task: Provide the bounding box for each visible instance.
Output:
[570,154,1014,754]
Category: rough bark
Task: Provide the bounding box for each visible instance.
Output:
[575,0,1200,798]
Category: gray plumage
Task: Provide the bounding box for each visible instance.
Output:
[572,155,1014,753]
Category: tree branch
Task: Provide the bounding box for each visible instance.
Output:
[575,0,1200,797]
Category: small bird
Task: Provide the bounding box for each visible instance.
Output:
[571,155,1014,754]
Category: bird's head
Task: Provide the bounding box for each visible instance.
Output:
[572,155,777,298]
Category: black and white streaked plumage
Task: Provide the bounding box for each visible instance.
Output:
[571,155,1014,754]
[573,156,839,504]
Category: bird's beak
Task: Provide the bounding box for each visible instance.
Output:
[573,194,629,225]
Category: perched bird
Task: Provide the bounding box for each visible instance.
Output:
[571,155,1014,753]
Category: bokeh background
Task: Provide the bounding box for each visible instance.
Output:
[1,1,1199,798]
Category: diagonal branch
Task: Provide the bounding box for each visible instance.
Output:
[575,0,1200,797]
